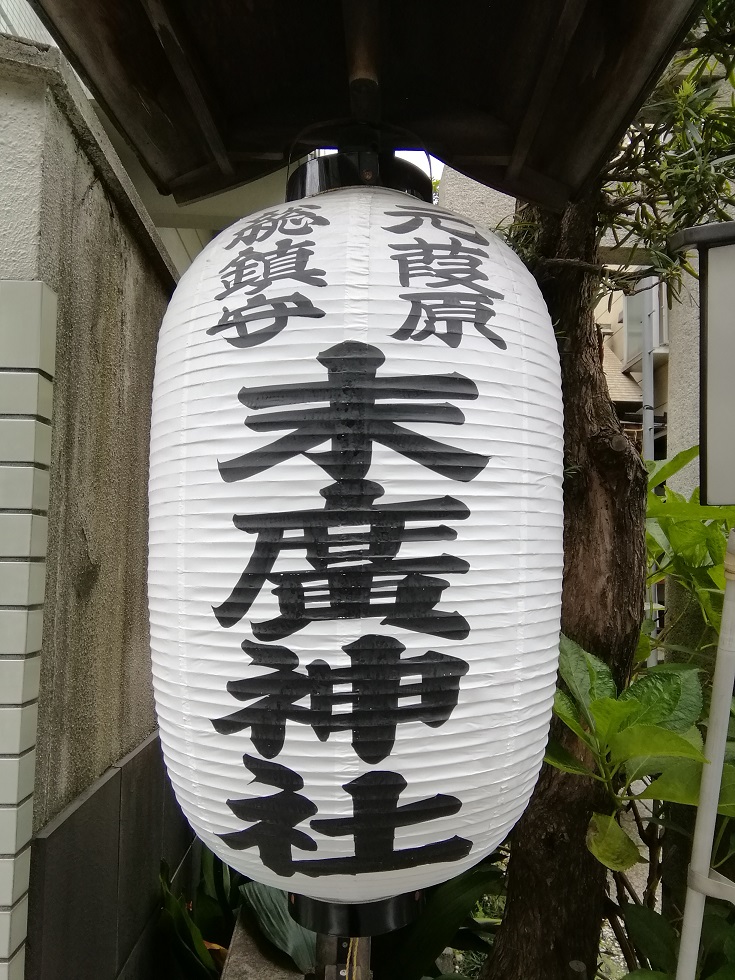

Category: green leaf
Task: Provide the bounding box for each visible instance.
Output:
[558,635,594,715]
[558,635,616,721]
[609,724,707,767]
[553,689,592,744]
[620,670,702,733]
[589,697,640,743]
[377,861,504,980]
[586,813,642,871]
[704,967,735,980]
[723,923,735,963]
[240,882,316,974]
[638,759,702,806]
[544,739,595,776]
[622,905,678,974]
[160,869,218,978]
[647,445,699,490]
[642,761,735,815]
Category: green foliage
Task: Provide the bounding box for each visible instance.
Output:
[239,882,316,973]
[623,905,678,975]
[646,448,735,642]
[371,858,504,980]
[545,632,708,870]
[587,812,643,871]
[159,862,220,979]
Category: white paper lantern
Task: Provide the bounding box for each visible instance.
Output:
[148,186,564,904]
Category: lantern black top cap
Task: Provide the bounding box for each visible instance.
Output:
[669,221,735,252]
[286,152,432,203]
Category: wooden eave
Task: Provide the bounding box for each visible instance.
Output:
[28,0,703,209]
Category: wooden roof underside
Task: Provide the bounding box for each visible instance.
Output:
[29,0,702,209]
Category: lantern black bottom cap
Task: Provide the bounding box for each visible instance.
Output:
[288,890,425,937]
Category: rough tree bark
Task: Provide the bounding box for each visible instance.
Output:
[480,191,648,980]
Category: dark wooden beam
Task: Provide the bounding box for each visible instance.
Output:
[506,0,586,181]
[342,0,381,125]
[138,0,234,176]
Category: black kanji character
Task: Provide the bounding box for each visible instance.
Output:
[207,293,325,349]
[390,237,504,301]
[393,291,506,349]
[216,238,327,301]
[226,205,329,250]
[220,763,472,876]
[213,633,468,762]
[383,203,489,245]
[212,482,470,640]
[219,754,317,875]
[218,340,489,484]
[304,771,472,875]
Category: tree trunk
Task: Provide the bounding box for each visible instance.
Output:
[481,192,647,980]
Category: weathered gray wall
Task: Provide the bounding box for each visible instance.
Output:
[0,39,178,832]
[438,166,515,228]
[33,85,173,829]
[666,263,700,496]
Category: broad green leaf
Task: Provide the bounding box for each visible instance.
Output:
[635,632,652,663]
[544,739,595,776]
[240,882,316,973]
[640,761,735,814]
[723,922,735,962]
[710,564,727,590]
[704,967,735,980]
[620,670,702,733]
[609,724,707,767]
[558,635,595,715]
[638,759,702,806]
[647,446,699,490]
[377,861,504,980]
[648,496,735,522]
[589,697,640,743]
[586,813,641,871]
[553,689,592,744]
[558,635,615,720]
[160,869,218,978]
[622,905,678,975]
[646,518,672,556]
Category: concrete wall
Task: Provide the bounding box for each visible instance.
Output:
[33,81,170,829]
[0,35,190,980]
[438,166,515,229]
[665,263,701,495]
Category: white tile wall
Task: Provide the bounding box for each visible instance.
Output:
[0,658,40,704]
[0,420,51,465]
[0,282,57,376]
[0,563,45,606]
[0,942,25,980]
[0,800,32,856]
[0,894,28,960]
[0,514,48,558]
[0,754,34,807]
[0,706,38,755]
[0,850,30,906]
[0,467,50,512]
[0,372,53,419]
[0,610,43,656]
[0,280,56,973]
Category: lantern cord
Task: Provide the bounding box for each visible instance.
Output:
[346,936,360,979]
